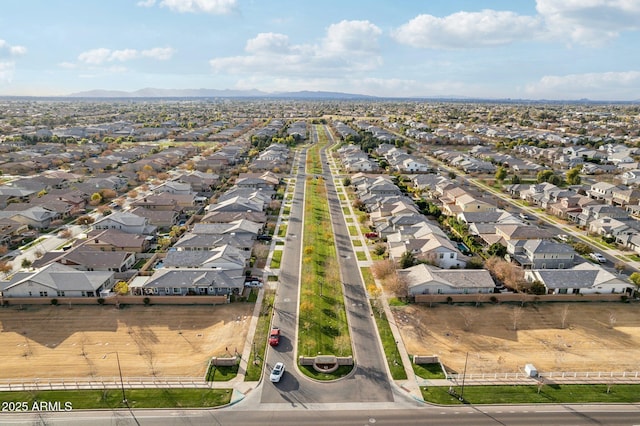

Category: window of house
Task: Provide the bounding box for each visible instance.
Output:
[39,291,48,297]
[57,291,65,297]
[173,288,181,294]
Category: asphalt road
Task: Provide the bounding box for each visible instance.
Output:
[260,126,397,405]
[3,404,640,425]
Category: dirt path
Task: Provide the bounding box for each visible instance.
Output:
[0,304,254,379]
[394,302,640,375]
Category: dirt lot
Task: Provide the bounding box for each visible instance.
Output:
[0,304,253,379]
[394,302,640,375]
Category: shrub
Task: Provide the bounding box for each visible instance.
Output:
[143,297,151,306]
[446,296,453,305]
[489,296,498,304]
[50,298,59,306]
[97,297,105,305]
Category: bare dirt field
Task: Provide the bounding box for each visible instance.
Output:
[0,304,254,379]
[394,302,640,375]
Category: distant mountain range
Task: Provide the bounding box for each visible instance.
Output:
[67,87,377,99]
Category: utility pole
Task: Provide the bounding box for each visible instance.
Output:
[116,351,127,405]
[460,351,469,402]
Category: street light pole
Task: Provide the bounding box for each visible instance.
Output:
[115,351,127,405]
[460,351,469,402]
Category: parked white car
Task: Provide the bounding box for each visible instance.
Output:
[590,252,607,263]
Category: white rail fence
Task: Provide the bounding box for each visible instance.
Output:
[447,371,640,382]
[0,376,211,391]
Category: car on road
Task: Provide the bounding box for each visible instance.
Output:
[270,362,285,382]
[269,327,280,346]
[256,234,272,241]
[519,212,531,220]
[556,234,570,243]
[590,252,607,263]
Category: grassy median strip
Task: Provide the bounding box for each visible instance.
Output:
[298,126,351,363]
[244,290,275,382]
[0,388,232,409]
[422,384,640,405]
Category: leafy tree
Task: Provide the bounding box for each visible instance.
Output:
[536,169,554,183]
[76,215,95,225]
[495,166,507,181]
[511,174,521,184]
[113,281,129,295]
[629,272,640,295]
[487,242,507,257]
[529,280,547,295]
[566,166,582,185]
[399,251,417,269]
[90,192,103,205]
[548,174,563,186]
[573,242,592,255]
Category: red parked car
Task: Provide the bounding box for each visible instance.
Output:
[269,327,280,346]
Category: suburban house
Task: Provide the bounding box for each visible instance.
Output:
[569,204,630,227]
[0,206,59,229]
[506,239,575,269]
[525,262,631,295]
[92,211,157,235]
[0,263,114,298]
[399,264,495,296]
[32,248,136,273]
[129,207,179,231]
[140,268,245,296]
[81,229,151,253]
[163,244,248,269]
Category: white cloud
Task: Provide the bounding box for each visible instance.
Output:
[210,20,382,76]
[245,33,292,55]
[141,47,175,60]
[57,61,77,69]
[137,0,156,7]
[536,0,640,46]
[392,10,542,49]
[525,71,640,100]
[0,39,27,57]
[159,0,236,14]
[0,61,16,82]
[78,48,112,64]
[110,49,138,62]
[77,47,174,64]
[322,20,382,55]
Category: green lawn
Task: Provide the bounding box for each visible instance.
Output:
[298,126,352,371]
[270,251,282,269]
[423,384,640,405]
[245,290,275,381]
[370,300,407,380]
[348,225,358,236]
[352,239,362,247]
[205,364,239,381]
[277,223,287,237]
[413,362,446,379]
[0,388,232,409]
[342,206,350,214]
[356,251,367,261]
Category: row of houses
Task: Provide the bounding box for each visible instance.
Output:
[0,141,290,299]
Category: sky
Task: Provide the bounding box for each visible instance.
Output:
[0,0,639,100]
